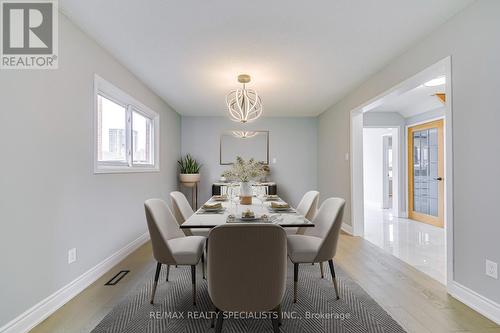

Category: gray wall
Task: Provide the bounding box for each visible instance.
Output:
[0,14,181,326]
[181,116,317,206]
[405,107,445,126]
[319,0,500,304]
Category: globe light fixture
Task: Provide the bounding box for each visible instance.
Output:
[226,74,263,123]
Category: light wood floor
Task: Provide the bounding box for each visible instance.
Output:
[31,233,500,333]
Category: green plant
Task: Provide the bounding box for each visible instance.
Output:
[178,154,202,174]
[221,156,265,182]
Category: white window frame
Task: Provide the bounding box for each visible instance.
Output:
[93,74,160,174]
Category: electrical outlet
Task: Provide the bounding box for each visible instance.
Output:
[68,248,77,264]
[486,259,498,279]
[345,153,349,161]
[272,157,277,164]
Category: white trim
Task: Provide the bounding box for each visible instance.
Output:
[350,110,365,236]
[341,223,353,235]
[448,281,500,325]
[0,233,150,333]
[443,57,454,286]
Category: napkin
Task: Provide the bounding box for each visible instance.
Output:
[203,202,222,209]
[271,202,289,209]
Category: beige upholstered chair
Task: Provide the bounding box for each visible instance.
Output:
[295,190,320,234]
[208,224,287,333]
[144,198,206,305]
[170,191,209,237]
[287,197,345,303]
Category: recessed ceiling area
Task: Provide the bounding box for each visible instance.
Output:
[369,80,446,118]
[60,0,472,117]
[369,68,446,118]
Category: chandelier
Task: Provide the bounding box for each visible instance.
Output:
[232,130,258,139]
[226,74,263,123]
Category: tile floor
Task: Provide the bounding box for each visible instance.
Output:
[363,203,446,284]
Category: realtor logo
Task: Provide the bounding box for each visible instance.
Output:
[1,0,58,69]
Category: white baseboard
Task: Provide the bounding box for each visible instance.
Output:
[0,233,150,333]
[341,223,353,235]
[448,281,500,325]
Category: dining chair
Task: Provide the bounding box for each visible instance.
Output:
[207,224,287,333]
[287,197,345,303]
[144,198,206,306]
[295,190,320,234]
[170,191,209,237]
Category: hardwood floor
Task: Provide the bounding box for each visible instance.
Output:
[31,233,500,333]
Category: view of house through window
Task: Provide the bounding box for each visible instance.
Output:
[132,110,153,164]
[97,95,127,163]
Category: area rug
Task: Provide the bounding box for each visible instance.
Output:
[91,262,406,333]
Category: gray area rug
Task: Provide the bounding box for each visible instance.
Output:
[92,262,406,332]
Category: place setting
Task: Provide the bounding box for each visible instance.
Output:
[226,208,285,225]
[267,200,297,214]
[196,201,226,214]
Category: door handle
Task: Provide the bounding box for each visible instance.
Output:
[434,177,443,181]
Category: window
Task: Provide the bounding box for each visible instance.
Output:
[94,75,159,173]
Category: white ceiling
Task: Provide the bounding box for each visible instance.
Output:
[60,0,472,117]
[369,59,446,118]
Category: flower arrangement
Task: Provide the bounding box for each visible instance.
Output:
[221,156,265,182]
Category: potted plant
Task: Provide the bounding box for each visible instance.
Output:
[178,154,202,186]
[221,156,265,205]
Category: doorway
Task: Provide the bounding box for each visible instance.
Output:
[350,57,452,285]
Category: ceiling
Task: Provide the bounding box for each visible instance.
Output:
[369,67,446,118]
[60,0,472,117]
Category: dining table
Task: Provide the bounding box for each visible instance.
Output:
[180,195,315,229]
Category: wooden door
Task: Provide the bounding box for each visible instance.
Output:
[408,119,444,228]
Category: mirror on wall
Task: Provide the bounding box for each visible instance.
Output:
[220,130,269,165]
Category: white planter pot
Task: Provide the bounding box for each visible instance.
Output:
[239,182,253,197]
[179,173,200,185]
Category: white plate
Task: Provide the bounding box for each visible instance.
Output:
[202,207,223,212]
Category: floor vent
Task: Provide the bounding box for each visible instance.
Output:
[105,270,130,286]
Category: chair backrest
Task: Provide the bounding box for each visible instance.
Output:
[144,198,185,264]
[207,224,287,312]
[304,197,345,262]
[296,190,319,221]
[170,191,194,224]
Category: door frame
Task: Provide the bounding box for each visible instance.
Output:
[382,133,393,210]
[349,56,454,286]
[407,119,445,227]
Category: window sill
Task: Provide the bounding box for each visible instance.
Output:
[94,166,160,174]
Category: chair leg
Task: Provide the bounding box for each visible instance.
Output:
[293,263,299,303]
[320,262,324,279]
[215,311,224,333]
[150,262,162,304]
[328,259,340,300]
[191,265,196,305]
[165,264,170,282]
[211,307,219,328]
[276,304,282,326]
[271,311,280,333]
[201,253,206,280]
